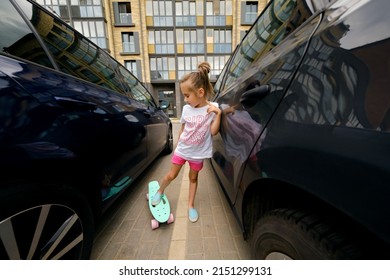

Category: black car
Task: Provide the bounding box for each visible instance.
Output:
[0,0,172,259]
[211,0,390,259]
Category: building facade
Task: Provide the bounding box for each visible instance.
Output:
[35,0,268,118]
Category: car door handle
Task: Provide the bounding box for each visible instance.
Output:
[55,96,97,111]
[240,84,271,108]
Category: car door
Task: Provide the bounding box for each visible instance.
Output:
[115,63,169,161]
[212,0,326,204]
[8,0,155,205]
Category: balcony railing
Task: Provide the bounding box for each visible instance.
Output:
[118,13,133,25]
[122,42,135,53]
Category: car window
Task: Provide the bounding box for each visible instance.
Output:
[219,0,330,94]
[117,62,157,108]
[0,0,54,68]
[14,0,130,94]
[13,0,155,106]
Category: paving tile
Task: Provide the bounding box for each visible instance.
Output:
[200,215,217,238]
[216,224,236,253]
[116,243,137,260]
[186,226,203,255]
[212,205,229,225]
[204,237,222,259]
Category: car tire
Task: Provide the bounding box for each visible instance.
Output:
[0,183,94,260]
[251,208,362,260]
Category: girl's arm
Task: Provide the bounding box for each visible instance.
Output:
[208,103,222,136]
[178,123,185,142]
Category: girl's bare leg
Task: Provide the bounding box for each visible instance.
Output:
[188,168,199,209]
[158,163,183,194]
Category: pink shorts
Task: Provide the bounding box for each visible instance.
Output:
[171,154,204,171]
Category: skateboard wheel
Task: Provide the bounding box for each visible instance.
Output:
[167,213,174,224]
[151,219,159,230]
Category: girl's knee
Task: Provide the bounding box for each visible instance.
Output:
[189,178,198,184]
[188,172,198,183]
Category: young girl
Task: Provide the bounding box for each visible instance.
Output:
[151,61,221,222]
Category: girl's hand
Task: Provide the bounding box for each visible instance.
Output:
[207,102,221,115]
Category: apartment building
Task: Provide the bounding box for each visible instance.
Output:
[35,0,268,118]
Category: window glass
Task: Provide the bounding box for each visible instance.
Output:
[152,30,175,54]
[146,0,152,16]
[118,63,155,107]
[207,55,230,77]
[182,29,204,54]
[177,55,205,79]
[244,1,258,24]
[221,0,298,91]
[213,29,232,53]
[14,0,146,97]
[0,0,54,68]
[150,57,176,80]
[175,0,196,26]
[125,60,139,79]
[122,32,135,53]
[73,20,106,49]
[150,0,173,26]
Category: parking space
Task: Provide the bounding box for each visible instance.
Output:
[91,121,251,260]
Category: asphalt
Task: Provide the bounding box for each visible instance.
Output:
[91,121,251,260]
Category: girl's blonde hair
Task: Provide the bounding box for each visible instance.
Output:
[180,61,214,99]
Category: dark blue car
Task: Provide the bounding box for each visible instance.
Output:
[0,0,172,259]
[211,0,390,259]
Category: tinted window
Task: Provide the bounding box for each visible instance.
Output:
[118,64,157,107]
[14,0,128,93]
[0,0,53,68]
[14,0,153,105]
[221,0,298,92]
[218,0,333,94]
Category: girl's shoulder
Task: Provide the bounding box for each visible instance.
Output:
[209,101,219,108]
[183,104,192,110]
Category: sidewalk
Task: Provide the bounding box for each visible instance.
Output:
[91,121,251,260]
[91,160,250,260]
[91,158,250,260]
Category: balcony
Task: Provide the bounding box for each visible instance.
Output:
[115,13,134,26]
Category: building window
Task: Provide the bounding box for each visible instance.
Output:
[212,29,232,53]
[177,56,205,79]
[146,0,173,27]
[36,0,68,17]
[206,55,230,78]
[150,57,175,80]
[242,1,258,25]
[176,29,204,54]
[78,0,103,18]
[121,32,139,53]
[74,20,107,48]
[113,2,133,25]
[175,1,196,26]
[206,0,232,26]
[149,30,175,54]
[125,60,141,80]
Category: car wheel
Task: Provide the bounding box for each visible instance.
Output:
[251,208,362,260]
[163,125,173,154]
[0,184,94,260]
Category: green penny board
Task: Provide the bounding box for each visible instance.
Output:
[148,180,171,223]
